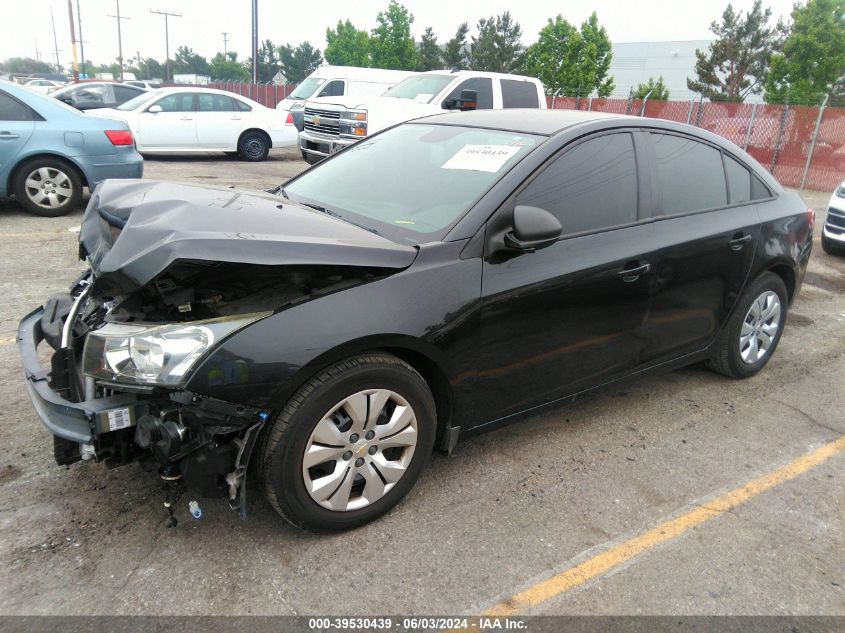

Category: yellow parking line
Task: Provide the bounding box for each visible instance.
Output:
[484,435,845,616]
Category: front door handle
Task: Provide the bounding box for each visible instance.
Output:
[729,234,752,251]
[0,132,20,139]
[180,116,193,121]
[230,116,242,120]
[617,262,651,282]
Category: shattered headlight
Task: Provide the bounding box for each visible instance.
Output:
[82,314,267,386]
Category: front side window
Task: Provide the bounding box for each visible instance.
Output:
[501,79,539,108]
[0,92,34,121]
[284,123,541,243]
[318,80,344,97]
[516,133,638,235]
[383,75,454,102]
[444,78,493,109]
[154,93,195,112]
[651,133,727,215]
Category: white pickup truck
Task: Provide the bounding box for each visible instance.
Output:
[298,70,546,163]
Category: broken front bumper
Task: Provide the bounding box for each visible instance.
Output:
[17,307,148,445]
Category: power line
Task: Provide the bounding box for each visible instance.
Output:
[151,9,182,82]
[106,0,131,80]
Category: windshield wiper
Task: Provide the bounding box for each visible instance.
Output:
[302,203,380,235]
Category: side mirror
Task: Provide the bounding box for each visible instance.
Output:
[147,104,162,113]
[504,205,561,252]
[441,89,478,111]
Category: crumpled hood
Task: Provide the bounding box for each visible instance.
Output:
[79,179,418,296]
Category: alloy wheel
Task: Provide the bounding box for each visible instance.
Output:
[24,167,73,210]
[301,389,418,511]
[739,290,781,364]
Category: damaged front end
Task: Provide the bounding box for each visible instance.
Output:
[18,179,417,519]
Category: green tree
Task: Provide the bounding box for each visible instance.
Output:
[325,19,371,67]
[633,76,670,100]
[765,0,845,104]
[173,46,211,76]
[0,56,53,74]
[688,1,783,102]
[370,1,417,70]
[142,58,165,81]
[210,52,249,81]
[279,42,323,83]
[442,22,469,69]
[470,12,523,73]
[521,13,614,97]
[417,26,442,71]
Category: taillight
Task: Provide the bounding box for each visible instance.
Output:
[285,112,294,125]
[808,207,815,231]
[105,130,134,146]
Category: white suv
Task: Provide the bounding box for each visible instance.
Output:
[298,70,546,163]
[822,181,845,255]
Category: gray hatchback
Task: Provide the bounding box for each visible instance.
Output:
[0,81,143,216]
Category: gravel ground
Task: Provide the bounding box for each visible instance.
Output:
[0,152,842,616]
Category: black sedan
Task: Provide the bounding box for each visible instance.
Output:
[18,110,813,531]
[50,81,146,111]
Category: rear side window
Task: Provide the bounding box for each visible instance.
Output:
[651,133,727,215]
[724,155,751,204]
[501,79,539,108]
[198,93,237,111]
[318,80,344,97]
[445,78,493,109]
[235,99,252,112]
[751,174,771,200]
[516,133,638,235]
[0,92,35,121]
[114,85,142,101]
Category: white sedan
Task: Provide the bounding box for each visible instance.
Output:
[95,87,296,161]
[23,79,65,94]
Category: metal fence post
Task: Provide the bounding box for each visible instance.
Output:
[625,87,634,115]
[587,96,593,111]
[640,87,654,116]
[743,103,758,150]
[800,94,829,190]
[694,96,705,127]
[771,95,790,172]
[686,99,694,124]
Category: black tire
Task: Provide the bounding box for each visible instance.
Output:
[260,353,436,532]
[237,130,270,162]
[822,232,845,256]
[707,272,788,378]
[12,157,83,217]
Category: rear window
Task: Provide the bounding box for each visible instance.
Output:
[501,79,539,108]
[724,155,751,204]
[651,133,727,215]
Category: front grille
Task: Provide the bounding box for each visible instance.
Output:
[304,107,341,137]
[825,208,845,230]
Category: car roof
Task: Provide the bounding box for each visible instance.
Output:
[415,108,628,135]
[419,70,542,83]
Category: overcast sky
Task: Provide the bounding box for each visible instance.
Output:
[5,0,798,70]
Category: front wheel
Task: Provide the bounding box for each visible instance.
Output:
[237,131,270,162]
[260,353,436,531]
[707,272,788,378]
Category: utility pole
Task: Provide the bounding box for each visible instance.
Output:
[106,0,131,80]
[34,38,41,63]
[251,0,258,83]
[67,0,79,81]
[50,9,61,74]
[222,32,229,56]
[151,9,182,82]
[76,0,86,77]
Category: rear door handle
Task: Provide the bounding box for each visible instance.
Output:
[729,234,752,251]
[0,132,20,139]
[617,262,651,282]
[230,116,242,120]
[180,116,193,121]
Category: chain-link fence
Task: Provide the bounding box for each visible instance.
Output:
[546,95,843,192]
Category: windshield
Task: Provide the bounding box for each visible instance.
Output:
[284,124,542,244]
[289,77,325,100]
[117,90,159,111]
[383,75,454,103]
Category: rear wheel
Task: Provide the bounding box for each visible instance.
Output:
[260,353,436,532]
[707,272,788,378]
[13,158,82,217]
[237,131,270,162]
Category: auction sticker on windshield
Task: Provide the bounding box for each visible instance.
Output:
[441,144,521,172]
